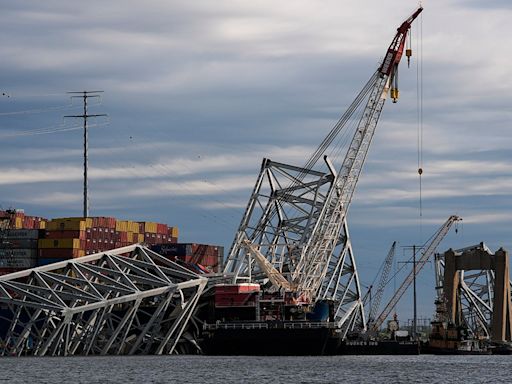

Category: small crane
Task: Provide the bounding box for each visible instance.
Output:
[371,215,462,332]
[366,241,397,329]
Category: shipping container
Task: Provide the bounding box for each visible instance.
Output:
[215,284,260,294]
[128,221,139,233]
[0,239,38,249]
[0,248,37,258]
[156,223,168,235]
[47,219,86,231]
[169,227,179,238]
[142,222,157,234]
[45,230,86,240]
[2,229,42,240]
[0,268,22,276]
[37,258,68,266]
[38,238,81,249]
[38,248,85,259]
[0,249,37,268]
[116,220,128,232]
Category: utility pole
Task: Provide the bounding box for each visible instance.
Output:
[399,245,427,341]
[65,91,107,217]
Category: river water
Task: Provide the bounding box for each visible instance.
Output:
[0,355,509,383]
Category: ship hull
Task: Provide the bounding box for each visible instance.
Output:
[201,326,331,355]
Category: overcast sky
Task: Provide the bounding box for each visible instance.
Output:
[1,0,511,319]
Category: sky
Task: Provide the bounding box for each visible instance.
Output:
[0,0,511,321]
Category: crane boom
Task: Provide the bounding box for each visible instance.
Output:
[223,7,423,333]
[371,215,462,331]
[292,7,423,298]
[241,239,294,291]
[367,241,397,327]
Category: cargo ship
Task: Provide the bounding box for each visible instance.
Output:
[199,283,337,355]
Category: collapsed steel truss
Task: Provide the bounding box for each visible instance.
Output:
[435,243,508,339]
[0,245,206,356]
[224,159,365,333]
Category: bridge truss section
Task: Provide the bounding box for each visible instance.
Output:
[435,243,503,339]
[223,158,365,334]
[0,245,207,356]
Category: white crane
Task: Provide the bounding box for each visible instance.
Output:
[224,7,423,334]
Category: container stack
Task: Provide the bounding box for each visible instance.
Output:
[39,217,89,265]
[0,229,43,274]
[150,243,224,272]
[0,209,48,275]
[39,217,179,265]
[0,209,47,230]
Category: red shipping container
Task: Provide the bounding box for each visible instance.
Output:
[38,248,83,258]
[0,268,22,276]
[46,230,86,240]
[156,223,168,235]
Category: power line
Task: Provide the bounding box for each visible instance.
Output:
[0,121,110,139]
[0,103,79,116]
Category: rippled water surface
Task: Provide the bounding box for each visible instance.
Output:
[0,355,510,383]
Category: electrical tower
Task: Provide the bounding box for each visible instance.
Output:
[65,91,107,217]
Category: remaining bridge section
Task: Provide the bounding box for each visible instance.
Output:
[0,245,206,356]
[443,246,512,341]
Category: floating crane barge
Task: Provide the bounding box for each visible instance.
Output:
[199,6,424,355]
[0,7,430,357]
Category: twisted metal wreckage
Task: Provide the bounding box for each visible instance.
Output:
[0,245,207,356]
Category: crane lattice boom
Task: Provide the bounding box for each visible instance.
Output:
[223,7,423,333]
[292,7,423,298]
[367,241,397,327]
[371,215,462,331]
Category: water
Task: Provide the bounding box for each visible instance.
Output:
[0,355,510,383]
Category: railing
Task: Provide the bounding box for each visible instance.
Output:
[203,321,336,331]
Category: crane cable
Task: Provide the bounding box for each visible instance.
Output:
[416,11,424,241]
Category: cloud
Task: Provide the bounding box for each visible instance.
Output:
[1,1,512,319]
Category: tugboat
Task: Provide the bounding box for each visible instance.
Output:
[423,298,490,354]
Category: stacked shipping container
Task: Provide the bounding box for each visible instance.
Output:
[40,217,179,265]
[0,209,48,275]
[0,209,47,230]
[150,243,224,272]
[0,229,42,275]
[1,209,184,272]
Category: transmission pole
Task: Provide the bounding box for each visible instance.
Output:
[399,245,428,340]
[65,91,107,217]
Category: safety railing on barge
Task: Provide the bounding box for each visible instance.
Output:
[203,321,337,331]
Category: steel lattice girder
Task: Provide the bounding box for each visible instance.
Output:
[223,158,365,330]
[224,158,333,282]
[0,245,207,356]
